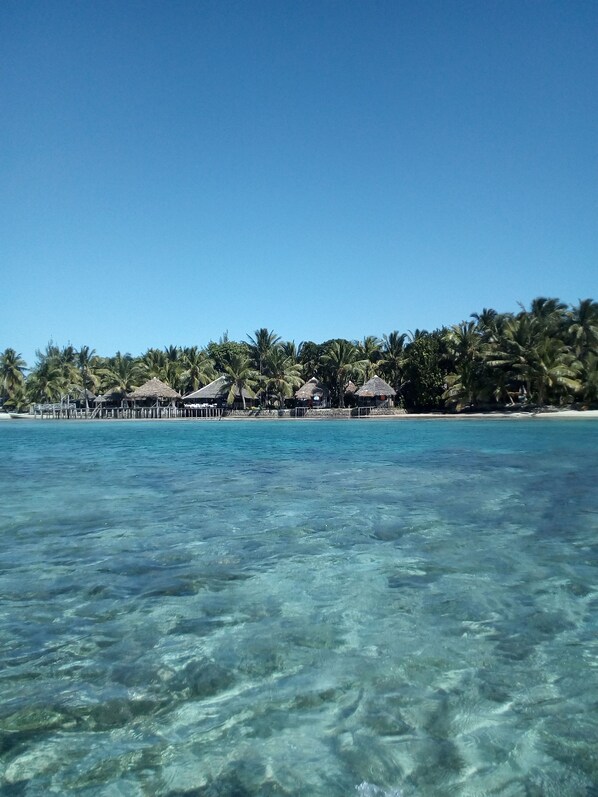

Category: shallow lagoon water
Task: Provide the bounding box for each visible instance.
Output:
[1,418,597,796]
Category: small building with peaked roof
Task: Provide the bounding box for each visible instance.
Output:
[355,376,396,408]
[182,376,257,409]
[71,388,96,408]
[343,380,358,408]
[294,377,330,408]
[127,377,181,406]
[94,388,127,408]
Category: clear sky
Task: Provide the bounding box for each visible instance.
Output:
[1,0,596,366]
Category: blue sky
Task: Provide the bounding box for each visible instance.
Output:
[1,0,596,367]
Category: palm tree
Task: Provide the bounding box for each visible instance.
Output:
[379,331,408,393]
[522,297,568,342]
[401,332,446,410]
[221,350,259,410]
[321,340,367,407]
[357,336,382,380]
[0,348,27,404]
[262,347,303,407]
[488,315,581,405]
[579,352,598,404]
[298,341,323,381]
[26,343,77,403]
[441,322,491,409]
[58,345,80,391]
[164,345,181,363]
[281,340,299,361]
[140,348,167,379]
[567,299,598,360]
[99,353,143,394]
[76,345,97,415]
[247,329,281,375]
[180,347,216,393]
[26,357,64,403]
[533,337,582,405]
[4,380,28,411]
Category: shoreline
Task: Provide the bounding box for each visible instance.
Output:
[3,409,598,422]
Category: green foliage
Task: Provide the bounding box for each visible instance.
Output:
[321,340,367,407]
[8,296,598,412]
[206,340,249,373]
[401,333,447,410]
[220,349,259,409]
[262,347,303,407]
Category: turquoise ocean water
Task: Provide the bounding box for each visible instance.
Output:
[1,419,597,796]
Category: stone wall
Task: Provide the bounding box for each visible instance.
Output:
[224,407,407,419]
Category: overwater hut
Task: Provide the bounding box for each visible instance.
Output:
[294,377,330,408]
[127,378,181,410]
[94,389,126,409]
[71,388,96,409]
[182,376,257,410]
[355,376,396,408]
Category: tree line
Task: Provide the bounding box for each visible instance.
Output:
[1,297,597,412]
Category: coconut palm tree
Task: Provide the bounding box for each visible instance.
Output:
[298,341,324,382]
[140,348,167,379]
[76,345,98,415]
[3,380,28,411]
[26,357,65,403]
[262,347,303,407]
[281,340,299,361]
[221,350,259,410]
[57,345,80,390]
[180,347,216,393]
[357,336,383,380]
[247,329,281,376]
[26,343,78,403]
[533,338,582,405]
[567,299,598,360]
[0,348,27,405]
[401,331,446,410]
[488,315,581,405]
[379,332,408,393]
[99,353,143,395]
[579,352,598,404]
[442,322,491,409]
[321,340,367,407]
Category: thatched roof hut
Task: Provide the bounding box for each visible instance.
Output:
[94,389,126,405]
[356,376,396,398]
[345,380,357,395]
[356,376,396,407]
[127,377,181,402]
[295,377,329,404]
[74,388,96,401]
[183,376,254,405]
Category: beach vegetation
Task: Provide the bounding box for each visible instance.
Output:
[321,339,368,408]
[8,296,598,413]
[220,349,259,410]
[262,347,303,408]
[0,348,27,409]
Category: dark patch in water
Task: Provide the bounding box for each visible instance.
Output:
[73,697,159,731]
[171,659,235,699]
[169,617,228,636]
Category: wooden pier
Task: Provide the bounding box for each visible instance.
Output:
[26,403,224,420]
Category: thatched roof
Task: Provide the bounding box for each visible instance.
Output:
[94,389,125,404]
[127,377,181,400]
[355,376,396,398]
[295,377,329,400]
[345,380,357,394]
[74,388,96,401]
[183,375,252,402]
